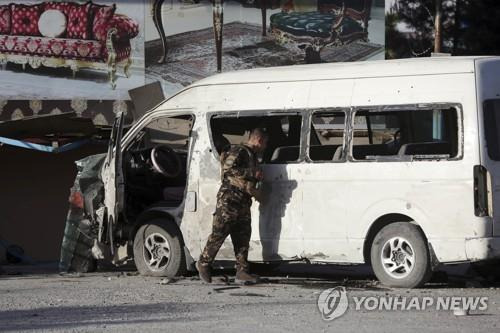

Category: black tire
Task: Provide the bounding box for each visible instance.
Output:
[371,222,432,288]
[133,219,186,277]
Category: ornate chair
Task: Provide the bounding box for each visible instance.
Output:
[270,0,372,63]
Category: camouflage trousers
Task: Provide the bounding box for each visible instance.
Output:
[199,186,252,272]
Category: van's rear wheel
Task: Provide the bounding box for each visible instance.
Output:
[133,219,186,277]
[371,222,432,288]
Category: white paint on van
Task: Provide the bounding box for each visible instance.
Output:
[124,57,500,266]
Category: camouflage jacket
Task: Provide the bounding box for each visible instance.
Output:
[220,144,260,197]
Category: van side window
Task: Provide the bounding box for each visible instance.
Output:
[352,108,459,161]
[308,111,346,161]
[210,114,303,164]
[483,100,500,161]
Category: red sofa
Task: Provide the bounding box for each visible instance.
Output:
[0,1,139,89]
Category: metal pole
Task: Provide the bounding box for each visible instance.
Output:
[434,0,442,53]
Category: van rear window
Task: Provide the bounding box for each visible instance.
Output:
[352,107,459,160]
[483,100,500,161]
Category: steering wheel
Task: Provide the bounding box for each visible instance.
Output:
[150,145,182,178]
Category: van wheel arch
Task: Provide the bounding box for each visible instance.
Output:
[131,211,181,241]
[131,211,191,276]
[363,214,416,265]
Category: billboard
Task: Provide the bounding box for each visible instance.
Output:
[0,0,146,100]
[144,0,385,98]
[0,0,385,124]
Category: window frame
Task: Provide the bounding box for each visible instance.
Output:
[482,99,500,161]
[207,109,308,165]
[119,111,197,182]
[122,110,196,152]
[305,108,349,164]
[348,103,464,163]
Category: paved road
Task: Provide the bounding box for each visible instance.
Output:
[0,263,499,332]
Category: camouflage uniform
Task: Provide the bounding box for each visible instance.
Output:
[199,144,260,272]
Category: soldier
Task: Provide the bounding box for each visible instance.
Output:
[196,128,269,284]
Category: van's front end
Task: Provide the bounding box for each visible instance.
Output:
[468,57,500,261]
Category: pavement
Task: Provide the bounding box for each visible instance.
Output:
[0,262,499,332]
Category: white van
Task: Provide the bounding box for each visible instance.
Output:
[98,56,500,288]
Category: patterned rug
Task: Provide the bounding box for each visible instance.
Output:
[146,22,383,88]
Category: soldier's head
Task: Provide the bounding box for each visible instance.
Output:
[247,128,269,153]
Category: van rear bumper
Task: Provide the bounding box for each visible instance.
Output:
[465,237,500,261]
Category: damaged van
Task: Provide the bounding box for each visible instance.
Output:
[62,56,500,288]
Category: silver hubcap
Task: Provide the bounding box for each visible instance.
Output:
[381,237,415,279]
[143,233,170,272]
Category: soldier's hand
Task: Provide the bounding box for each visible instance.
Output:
[249,182,267,203]
[253,188,264,203]
[255,169,264,181]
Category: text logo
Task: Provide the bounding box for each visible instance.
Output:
[317,286,349,321]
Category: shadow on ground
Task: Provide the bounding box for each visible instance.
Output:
[2,259,500,289]
[0,302,199,332]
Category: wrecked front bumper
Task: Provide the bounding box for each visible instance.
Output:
[59,153,106,273]
[465,237,500,262]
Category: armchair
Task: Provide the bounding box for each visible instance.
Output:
[269,0,372,63]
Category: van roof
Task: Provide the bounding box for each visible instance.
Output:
[192,56,498,86]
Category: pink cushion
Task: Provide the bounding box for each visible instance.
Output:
[10,4,43,36]
[92,4,116,40]
[67,2,91,39]
[0,5,10,35]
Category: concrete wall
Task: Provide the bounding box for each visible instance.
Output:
[0,145,106,262]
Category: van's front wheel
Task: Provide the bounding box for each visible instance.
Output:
[371,222,432,288]
[133,219,186,277]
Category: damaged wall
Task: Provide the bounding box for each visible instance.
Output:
[0,145,106,262]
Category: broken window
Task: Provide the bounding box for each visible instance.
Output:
[308,111,346,162]
[124,114,194,216]
[483,99,500,161]
[352,107,459,161]
[132,115,194,150]
[210,114,303,164]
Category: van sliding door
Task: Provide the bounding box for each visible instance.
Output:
[301,110,352,262]
[206,113,305,261]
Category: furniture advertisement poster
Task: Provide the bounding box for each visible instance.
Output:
[0,0,146,101]
[0,0,384,125]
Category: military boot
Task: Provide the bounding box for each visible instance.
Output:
[196,261,212,283]
[235,269,259,284]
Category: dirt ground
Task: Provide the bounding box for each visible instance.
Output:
[0,263,499,332]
